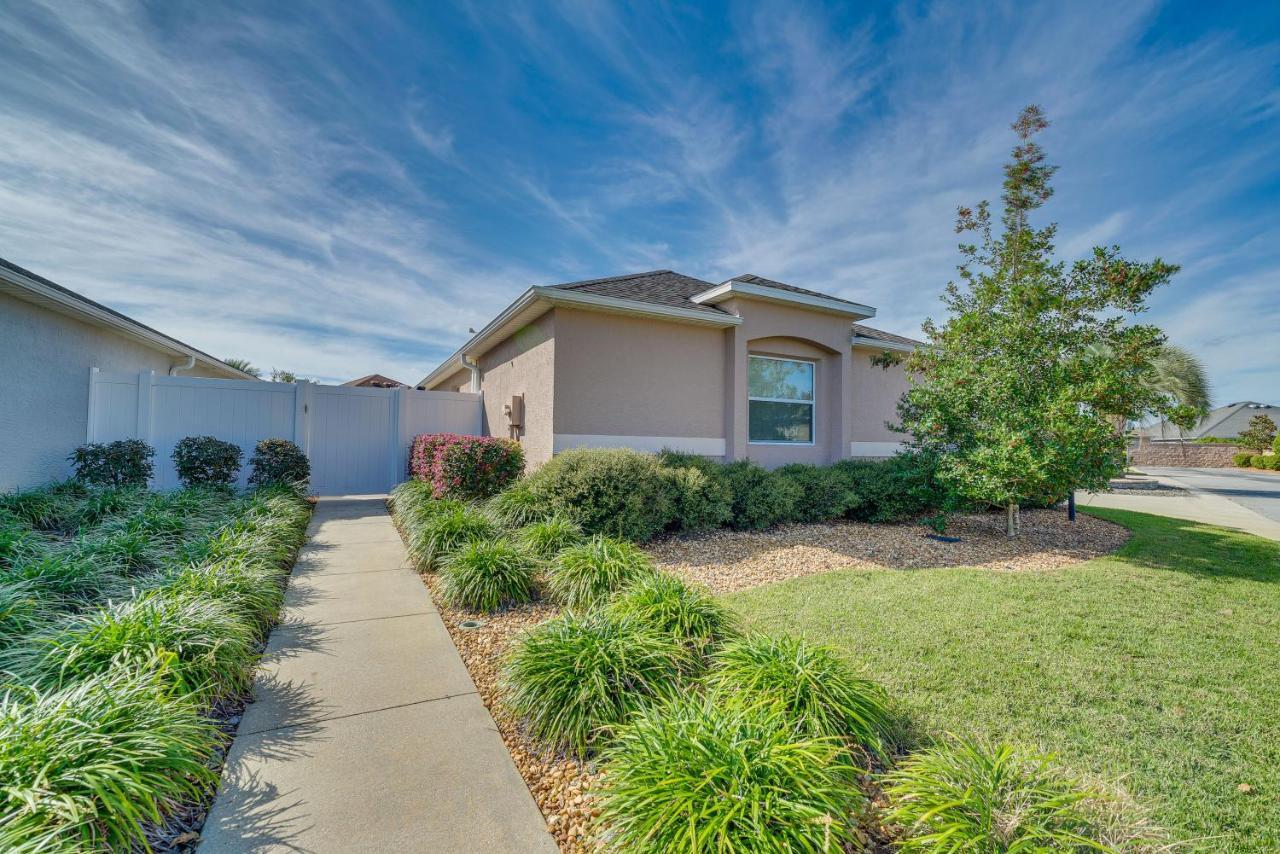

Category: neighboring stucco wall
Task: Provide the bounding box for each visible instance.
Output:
[476,311,556,466]
[849,347,910,454]
[551,308,725,454]
[0,292,228,491]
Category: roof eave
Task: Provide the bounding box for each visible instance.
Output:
[0,263,256,380]
[851,335,917,353]
[691,280,876,320]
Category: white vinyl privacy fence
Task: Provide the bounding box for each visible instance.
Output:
[88,369,483,495]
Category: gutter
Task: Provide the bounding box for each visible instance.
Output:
[168,354,196,376]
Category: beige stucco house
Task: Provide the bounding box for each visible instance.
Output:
[419,271,920,468]
[0,257,253,491]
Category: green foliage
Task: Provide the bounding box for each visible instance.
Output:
[516,515,584,559]
[661,463,733,532]
[707,633,889,751]
[776,464,859,522]
[503,611,687,756]
[834,452,953,523]
[1250,455,1268,469]
[68,440,155,487]
[598,696,862,853]
[163,558,287,636]
[222,357,261,378]
[247,438,310,490]
[897,106,1176,535]
[171,435,243,487]
[604,572,737,661]
[1233,452,1254,468]
[0,668,218,852]
[486,480,558,528]
[719,460,800,530]
[0,545,124,605]
[524,448,675,541]
[409,433,525,500]
[1239,414,1278,453]
[406,501,497,569]
[7,590,258,700]
[438,538,537,612]
[1274,433,1280,456]
[0,582,56,650]
[883,739,1134,852]
[546,535,656,610]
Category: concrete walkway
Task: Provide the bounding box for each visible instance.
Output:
[200,497,555,854]
[1080,471,1280,542]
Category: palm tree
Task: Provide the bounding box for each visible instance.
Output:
[223,357,261,378]
[1148,343,1212,428]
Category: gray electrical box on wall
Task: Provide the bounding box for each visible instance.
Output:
[508,394,524,427]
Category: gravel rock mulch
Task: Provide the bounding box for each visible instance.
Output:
[645,509,1131,595]
[422,575,601,853]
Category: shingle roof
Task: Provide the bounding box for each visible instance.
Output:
[730,273,869,309]
[546,270,728,315]
[850,323,923,348]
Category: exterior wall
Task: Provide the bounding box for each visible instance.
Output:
[550,308,725,455]
[720,297,854,467]
[1129,442,1242,468]
[849,347,910,456]
[0,292,229,491]
[475,311,556,466]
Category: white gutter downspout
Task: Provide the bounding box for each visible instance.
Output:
[461,354,481,392]
[168,354,195,376]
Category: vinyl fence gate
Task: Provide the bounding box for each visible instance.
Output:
[88,370,483,495]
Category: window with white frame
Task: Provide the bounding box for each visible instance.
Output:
[748,355,814,443]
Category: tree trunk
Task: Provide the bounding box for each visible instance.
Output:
[1006,502,1021,538]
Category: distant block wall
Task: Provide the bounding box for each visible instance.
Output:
[1129,442,1240,468]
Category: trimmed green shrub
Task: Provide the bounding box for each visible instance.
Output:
[0,667,218,852]
[516,515,584,559]
[7,591,258,700]
[883,738,1137,852]
[546,535,656,610]
[407,502,498,569]
[1274,434,1280,456]
[1251,455,1268,469]
[776,463,860,522]
[708,633,889,750]
[172,435,242,487]
[438,538,537,612]
[605,572,736,663]
[247,438,310,490]
[486,480,558,528]
[661,464,733,532]
[1233,452,1254,467]
[524,448,675,541]
[503,611,688,756]
[834,451,950,523]
[720,460,801,530]
[1269,456,1280,471]
[68,440,154,487]
[409,433,525,500]
[598,696,862,852]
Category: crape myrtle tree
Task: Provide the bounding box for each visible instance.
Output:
[898,106,1178,537]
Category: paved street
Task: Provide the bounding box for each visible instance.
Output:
[1140,466,1280,524]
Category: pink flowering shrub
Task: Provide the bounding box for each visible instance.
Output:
[409,433,524,500]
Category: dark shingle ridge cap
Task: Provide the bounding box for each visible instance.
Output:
[850,322,924,347]
[728,272,866,308]
[0,255,247,375]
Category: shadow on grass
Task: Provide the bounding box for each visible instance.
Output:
[1082,507,1280,583]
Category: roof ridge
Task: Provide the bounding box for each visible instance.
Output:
[547,269,679,290]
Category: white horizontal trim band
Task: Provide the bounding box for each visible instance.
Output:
[849,441,904,457]
[553,434,726,455]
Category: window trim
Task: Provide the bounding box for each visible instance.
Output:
[747,354,816,446]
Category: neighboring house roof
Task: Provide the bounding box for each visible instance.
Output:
[1136,401,1278,440]
[420,269,919,388]
[851,322,924,351]
[343,373,407,388]
[0,256,255,380]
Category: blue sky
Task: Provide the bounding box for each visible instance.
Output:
[1,1,1276,401]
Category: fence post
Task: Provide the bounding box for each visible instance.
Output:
[293,380,312,455]
[136,370,154,444]
[389,387,406,491]
[86,367,99,443]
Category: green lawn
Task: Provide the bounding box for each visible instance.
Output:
[726,509,1280,851]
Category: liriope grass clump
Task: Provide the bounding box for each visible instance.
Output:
[707,633,889,752]
[487,481,559,529]
[546,535,656,610]
[516,514,584,559]
[161,558,287,636]
[882,738,1158,852]
[0,544,124,606]
[439,538,538,612]
[598,695,862,853]
[605,572,737,663]
[0,581,57,650]
[407,501,497,570]
[6,591,258,701]
[0,667,218,852]
[504,611,688,756]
